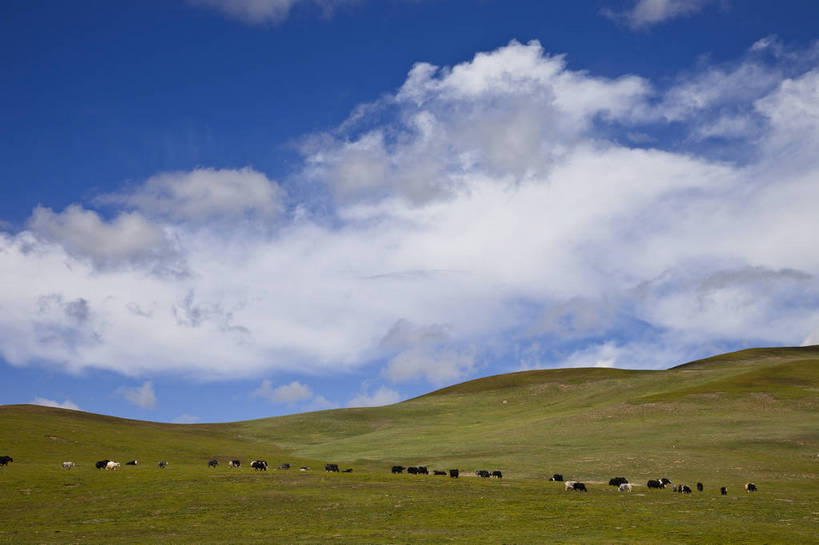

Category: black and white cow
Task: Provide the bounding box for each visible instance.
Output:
[96,459,110,470]
[325,463,339,472]
[251,460,268,471]
[549,474,563,482]
[299,466,310,471]
[392,465,406,474]
[229,460,241,468]
[696,482,703,492]
[647,479,664,489]
[679,484,692,494]
[126,460,138,465]
[491,471,503,479]
[721,486,728,495]
[660,478,672,486]
[565,481,587,492]
[158,461,168,468]
[208,459,219,468]
[62,461,75,470]
[449,469,459,478]
[745,483,757,492]
[0,456,14,466]
[619,483,632,492]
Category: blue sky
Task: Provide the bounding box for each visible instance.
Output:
[1,0,818,423]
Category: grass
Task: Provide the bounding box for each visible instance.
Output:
[1,346,818,544]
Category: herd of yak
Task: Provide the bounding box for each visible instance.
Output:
[0,455,759,494]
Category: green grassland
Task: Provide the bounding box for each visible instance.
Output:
[1,346,818,544]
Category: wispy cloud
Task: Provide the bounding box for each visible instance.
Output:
[32,397,80,411]
[189,0,357,24]
[602,0,717,29]
[117,381,157,409]
[172,413,201,423]
[348,386,402,408]
[252,380,314,404]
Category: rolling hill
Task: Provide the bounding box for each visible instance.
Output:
[1,346,817,544]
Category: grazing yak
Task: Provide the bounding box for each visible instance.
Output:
[549,474,563,482]
[433,470,447,476]
[565,481,587,492]
[660,478,672,486]
[208,460,219,468]
[407,466,419,475]
[697,482,703,492]
[325,463,339,472]
[342,468,353,473]
[678,484,692,494]
[0,455,14,466]
[299,466,310,471]
[449,469,459,478]
[391,465,405,474]
[278,463,290,470]
[609,477,628,487]
[491,471,503,479]
[158,461,168,469]
[96,460,110,470]
[229,460,241,468]
[476,470,490,478]
[745,483,757,492]
[61,461,75,470]
[105,461,121,470]
[251,460,268,471]
[126,460,138,465]
[647,479,664,489]
[721,487,728,495]
[618,483,632,492]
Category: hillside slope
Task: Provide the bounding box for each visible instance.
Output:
[1,346,817,545]
[3,346,815,480]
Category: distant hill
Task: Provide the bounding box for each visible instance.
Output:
[3,345,817,479]
[2,346,817,544]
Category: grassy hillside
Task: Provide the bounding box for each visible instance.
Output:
[1,346,817,544]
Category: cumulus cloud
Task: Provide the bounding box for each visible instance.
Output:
[347,386,402,408]
[32,397,80,411]
[189,0,356,24]
[101,167,284,224]
[0,39,818,385]
[117,381,157,409]
[252,380,314,404]
[603,0,716,28]
[28,205,171,267]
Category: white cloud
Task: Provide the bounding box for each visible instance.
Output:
[32,397,80,411]
[117,381,157,409]
[384,346,477,386]
[189,0,356,24]
[0,40,818,384]
[347,386,401,408]
[604,0,715,28]
[101,167,283,224]
[305,395,338,411]
[171,414,201,423]
[252,380,314,404]
[28,205,171,267]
